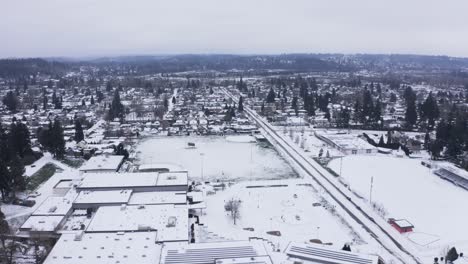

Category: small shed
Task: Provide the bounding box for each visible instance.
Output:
[388,218,414,233]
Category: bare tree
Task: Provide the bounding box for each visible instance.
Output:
[224,198,241,225]
[30,233,55,264]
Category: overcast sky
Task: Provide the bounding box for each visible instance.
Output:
[2,0,468,58]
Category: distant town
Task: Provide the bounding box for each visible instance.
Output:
[0,54,467,264]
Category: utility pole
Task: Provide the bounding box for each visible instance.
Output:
[339,156,343,177]
[200,152,205,182]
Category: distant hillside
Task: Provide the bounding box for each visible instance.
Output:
[85,54,342,73]
[0,58,68,78]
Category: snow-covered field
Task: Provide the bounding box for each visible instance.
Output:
[200,179,357,251]
[328,155,468,257]
[136,136,297,181]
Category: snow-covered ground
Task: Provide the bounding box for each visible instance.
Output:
[328,155,468,258]
[200,179,359,251]
[136,136,297,181]
[275,127,344,158]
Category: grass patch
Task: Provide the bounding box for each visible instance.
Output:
[62,158,85,168]
[26,163,60,191]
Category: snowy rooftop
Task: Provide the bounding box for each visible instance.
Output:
[86,204,188,242]
[138,163,184,172]
[74,189,133,205]
[78,172,158,189]
[79,155,124,172]
[160,241,268,264]
[393,219,414,228]
[32,196,74,216]
[43,232,161,264]
[285,242,378,264]
[215,256,273,264]
[20,215,64,232]
[156,171,188,186]
[128,191,187,205]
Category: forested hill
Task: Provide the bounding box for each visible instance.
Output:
[0,58,68,78]
[87,54,342,73]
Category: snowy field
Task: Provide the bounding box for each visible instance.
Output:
[136,135,297,181]
[200,179,358,251]
[328,155,468,257]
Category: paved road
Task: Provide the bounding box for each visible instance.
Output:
[223,88,423,264]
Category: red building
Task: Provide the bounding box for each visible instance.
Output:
[388,218,414,233]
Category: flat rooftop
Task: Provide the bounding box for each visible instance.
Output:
[78,172,158,189]
[74,189,133,205]
[285,242,379,264]
[77,172,187,190]
[86,204,188,242]
[43,232,161,264]
[79,155,124,172]
[161,241,268,264]
[156,171,188,186]
[128,191,187,205]
[20,215,64,232]
[138,163,184,172]
[33,195,74,216]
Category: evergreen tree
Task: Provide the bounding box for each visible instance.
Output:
[8,122,31,158]
[108,90,125,121]
[52,119,65,159]
[106,81,113,92]
[405,97,418,128]
[238,96,244,112]
[266,88,276,103]
[74,120,84,143]
[420,92,439,128]
[8,155,26,198]
[163,97,169,110]
[172,96,176,105]
[2,91,18,112]
[291,96,298,115]
[90,95,95,105]
[43,94,48,110]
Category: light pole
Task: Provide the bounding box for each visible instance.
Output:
[339,156,343,177]
[200,153,205,182]
[369,176,374,204]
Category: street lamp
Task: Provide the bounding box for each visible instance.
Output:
[200,152,205,182]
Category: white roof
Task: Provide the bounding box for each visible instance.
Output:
[86,204,188,242]
[74,189,133,205]
[128,191,187,205]
[79,155,124,172]
[20,215,64,232]
[160,241,268,264]
[156,172,188,186]
[78,172,158,189]
[285,242,379,264]
[43,232,161,264]
[33,196,74,216]
[394,219,414,228]
[138,163,184,172]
